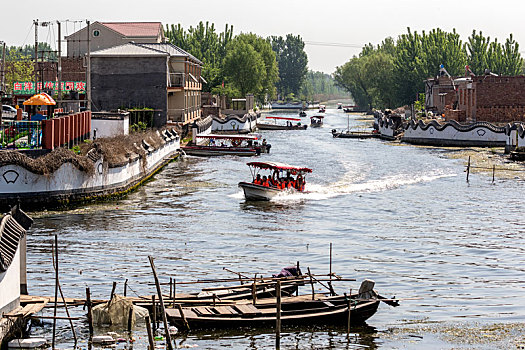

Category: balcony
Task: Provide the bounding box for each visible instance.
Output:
[169,73,185,88]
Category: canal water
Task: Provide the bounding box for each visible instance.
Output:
[27,108,525,349]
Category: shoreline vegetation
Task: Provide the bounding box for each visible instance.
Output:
[334,28,524,112]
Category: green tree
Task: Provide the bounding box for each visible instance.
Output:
[467,30,490,75]
[223,40,265,96]
[270,34,308,98]
[4,48,34,94]
[234,33,279,100]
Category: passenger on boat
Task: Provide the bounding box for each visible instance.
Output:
[254,174,262,185]
[262,176,270,187]
[209,139,216,146]
[296,175,305,191]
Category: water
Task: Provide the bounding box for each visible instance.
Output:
[26,108,525,349]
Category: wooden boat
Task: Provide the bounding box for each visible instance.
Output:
[238,161,312,201]
[182,134,270,157]
[256,116,307,131]
[343,105,356,113]
[310,115,324,128]
[332,129,379,139]
[166,279,396,330]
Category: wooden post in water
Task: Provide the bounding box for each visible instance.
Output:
[151,295,156,333]
[296,261,300,296]
[466,156,471,182]
[176,304,190,331]
[110,281,117,301]
[86,287,93,339]
[124,278,128,297]
[307,267,314,300]
[169,277,173,300]
[172,278,176,307]
[148,256,174,350]
[52,236,59,349]
[127,306,133,333]
[347,288,352,338]
[492,165,495,183]
[145,315,154,350]
[275,280,282,350]
[252,281,257,306]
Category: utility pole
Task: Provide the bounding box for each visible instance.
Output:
[57,20,62,109]
[34,19,38,94]
[0,41,5,124]
[86,20,91,110]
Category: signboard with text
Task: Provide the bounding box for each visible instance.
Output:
[13,81,86,95]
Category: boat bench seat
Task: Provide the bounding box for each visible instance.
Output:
[233,304,262,316]
[191,306,216,316]
[323,301,335,308]
[211,306,239,315]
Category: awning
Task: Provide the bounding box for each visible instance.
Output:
[23,92,56,106]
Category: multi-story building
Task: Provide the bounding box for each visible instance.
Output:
[90,42,202,127]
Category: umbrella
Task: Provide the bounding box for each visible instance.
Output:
[23,92,56,106]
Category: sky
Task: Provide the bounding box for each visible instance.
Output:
[1,0,524,74]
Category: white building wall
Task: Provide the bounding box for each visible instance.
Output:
[91,116,129,138]
[0,247,20,314]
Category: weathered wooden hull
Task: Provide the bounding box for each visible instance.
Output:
[238,182,283,201]
[166,297,380,330]
[256,123,307,131]
[332,131,379,139]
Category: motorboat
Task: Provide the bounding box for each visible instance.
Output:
[256,116,307,130]
[299,110,307,117]
[318,105,326,113]
[310,115,324,127]
[337,103,342,110]
[182,134,270,156]
[343,105,356,113]
[238,161,312,201]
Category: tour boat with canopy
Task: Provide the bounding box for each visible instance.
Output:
[318,105,326,113]
[238,161,312,201]
[310,115,324,127]
[182,134,271,156]
[256,116,308,130]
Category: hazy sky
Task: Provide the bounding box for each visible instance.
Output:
[2,0,524,74]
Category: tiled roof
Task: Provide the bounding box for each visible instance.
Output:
[138,43,203,64]
[90,43,169,57]
[0,206,32,272]
[101,22,162,38]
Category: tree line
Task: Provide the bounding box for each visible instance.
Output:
[333,28,525,111]
[164,22,313,102]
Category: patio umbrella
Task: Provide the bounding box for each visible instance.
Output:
[23,92,56,106]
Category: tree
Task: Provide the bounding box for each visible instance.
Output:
[234,33,279,100]
[467,30,490,75]
[4,48,34,94]
[270,34,308,98]
[223,40,265,96]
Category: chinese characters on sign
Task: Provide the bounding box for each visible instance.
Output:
[13,81,86,95]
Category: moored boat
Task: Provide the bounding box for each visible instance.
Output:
[238,161,312,201]
[166,279,397,330]
[256,116,307,130]
[182,134,270,157]
[310,115,324,127]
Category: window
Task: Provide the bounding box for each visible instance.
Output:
[93,29,100,37]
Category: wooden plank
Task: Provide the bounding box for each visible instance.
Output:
[191,307,214,316]
[212,306,238,315]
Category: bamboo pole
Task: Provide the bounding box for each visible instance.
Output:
[176,304,190,331]
[347,288,352,338]
[169,278,173,301]
[52,236,58,349]
[466,156,471,182]
[86,288,93,340]
[275,280,281,349]
[492,164,495,183]
[148,256,173,350]
[307,267,314,300]
[172,278,176,307]
[145,315,154,350]
[151,295,156,333]
[110,281,117,301]
[127,306,133,333]
[296,261,300,296]
[124,279,128,297]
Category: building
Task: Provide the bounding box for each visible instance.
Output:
[90,42,202,128]
[0,206,32,345]
[65,22,164,57]
[426,75,525,123]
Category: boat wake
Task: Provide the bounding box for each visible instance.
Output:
[269,171,457,203]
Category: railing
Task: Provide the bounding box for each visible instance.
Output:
[0,120,43,149]
[169,73,185,88]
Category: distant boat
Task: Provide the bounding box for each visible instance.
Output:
[318,105,326,113]
[310,115,324,128]
[257,116,307,130]
[337,103,342,109]
[271,101,304,110]
[182,134,270,157]
[299,110,307,117]
[343,105,356,113]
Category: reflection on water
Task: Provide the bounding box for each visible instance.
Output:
[25,109,525,348]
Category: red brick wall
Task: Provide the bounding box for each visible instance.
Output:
[473,76,525,122]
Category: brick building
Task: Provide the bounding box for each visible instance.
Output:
[426,75,525,123]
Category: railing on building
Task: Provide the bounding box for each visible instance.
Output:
[0,120,43,150]
[169,73,185,88]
